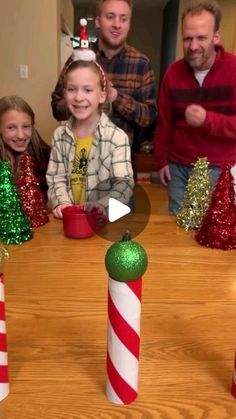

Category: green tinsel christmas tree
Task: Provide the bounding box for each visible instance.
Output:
[0,160,33,244]
[176,157,211,230]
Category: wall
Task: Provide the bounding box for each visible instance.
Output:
[128,4,163,87]
[159,0,179,84]
[219,0,236,51]
[234,21,236,54]
[0,0,73,144]
[60,0,74,32]
[176,0,236,60]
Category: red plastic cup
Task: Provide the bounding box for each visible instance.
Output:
[62,205,107,238]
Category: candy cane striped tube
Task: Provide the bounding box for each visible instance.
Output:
[0,274,9,401]
[106,276,142,404]
[231,351,236,398]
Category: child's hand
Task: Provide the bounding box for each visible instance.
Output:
[53,204,71,219]
[83,202,107,217]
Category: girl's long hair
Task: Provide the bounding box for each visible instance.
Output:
[0,95,46,162]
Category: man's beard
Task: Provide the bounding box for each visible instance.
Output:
[184,45,215,70]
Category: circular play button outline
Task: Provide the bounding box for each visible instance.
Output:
[88,181,151,242]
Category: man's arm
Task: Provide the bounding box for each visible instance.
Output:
[185,104,236,140]
[204,110,236,140]
[111,58,157,127]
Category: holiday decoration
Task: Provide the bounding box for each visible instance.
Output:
[231,164,236,198]
[196,166,236,250]
[231,350,236,398]
[73,19,96,61]
[17,152,49,228]
[0,160,32,244]
[0,244,9,401]
[105,231,148,282]
[105,232,148,404]
[176,157,211,230]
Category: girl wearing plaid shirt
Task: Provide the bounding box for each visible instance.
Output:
[46,60,134,219]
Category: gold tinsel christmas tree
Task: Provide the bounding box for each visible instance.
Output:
[176,157,211,230]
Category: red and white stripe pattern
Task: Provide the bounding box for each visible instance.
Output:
[0,274,9,401]
[231,351,236,398]
[106,277,142,404]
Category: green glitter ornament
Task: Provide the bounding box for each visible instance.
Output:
[176,157,211,230]
[0,160,33,244]
[105,231,148,282]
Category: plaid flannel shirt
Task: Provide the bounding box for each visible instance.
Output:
[51,43,157,142]
[46,112,134,211]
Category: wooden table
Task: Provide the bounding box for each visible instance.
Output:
[2,185,236,418]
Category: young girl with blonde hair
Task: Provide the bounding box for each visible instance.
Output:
[46,59,134,218]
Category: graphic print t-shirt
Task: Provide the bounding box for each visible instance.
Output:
[71,135,93,204]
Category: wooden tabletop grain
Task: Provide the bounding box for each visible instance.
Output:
[2,184,236,419]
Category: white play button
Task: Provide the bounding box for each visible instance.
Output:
[108,198,131,222]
